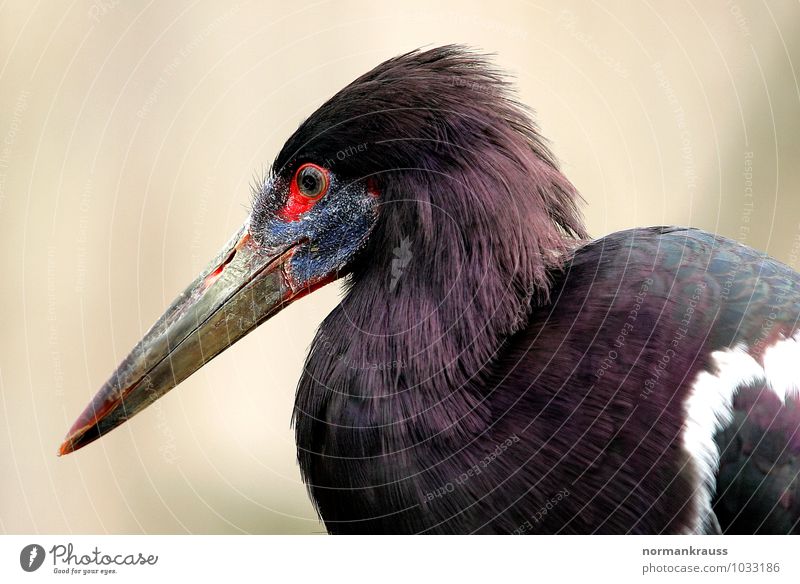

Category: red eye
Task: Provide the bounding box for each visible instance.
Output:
[280,163,330,221]
[295,163,329,199]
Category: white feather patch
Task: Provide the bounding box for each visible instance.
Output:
[762,331,800,402]
[683,347,762,533]
[683,333,799,533]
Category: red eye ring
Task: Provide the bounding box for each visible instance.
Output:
[279,163,331,222]
[294,163,329,199]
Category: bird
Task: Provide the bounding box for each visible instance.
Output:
[59,46,800,535]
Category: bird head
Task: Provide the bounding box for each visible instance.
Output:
[59,46,585,455]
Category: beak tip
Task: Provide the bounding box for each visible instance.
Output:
[58,415,100,457]
[63,422,109,455]
[58,434,79,457]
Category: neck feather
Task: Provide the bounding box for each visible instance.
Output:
[295,149,585,445]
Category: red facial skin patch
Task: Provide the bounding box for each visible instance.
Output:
[279,163,330,222]
[366,177,380,199]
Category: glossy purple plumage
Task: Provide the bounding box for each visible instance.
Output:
[267,47,800,534]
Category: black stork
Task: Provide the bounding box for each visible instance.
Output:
[60,46,800,535]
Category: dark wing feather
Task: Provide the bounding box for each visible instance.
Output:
[482,227,800,534]
[713,384,800,534]
[298,226,800,533]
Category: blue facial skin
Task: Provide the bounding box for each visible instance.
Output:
[249,172,379,289]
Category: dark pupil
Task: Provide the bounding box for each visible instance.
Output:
[299,168,321,195]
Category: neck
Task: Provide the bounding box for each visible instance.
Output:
[295,159,585,444]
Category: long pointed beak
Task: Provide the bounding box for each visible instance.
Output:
[59,222,305,456]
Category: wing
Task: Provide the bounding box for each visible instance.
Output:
[713,382,800,534]
[484,227,800,534]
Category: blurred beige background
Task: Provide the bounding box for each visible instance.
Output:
[1,0,799,534]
